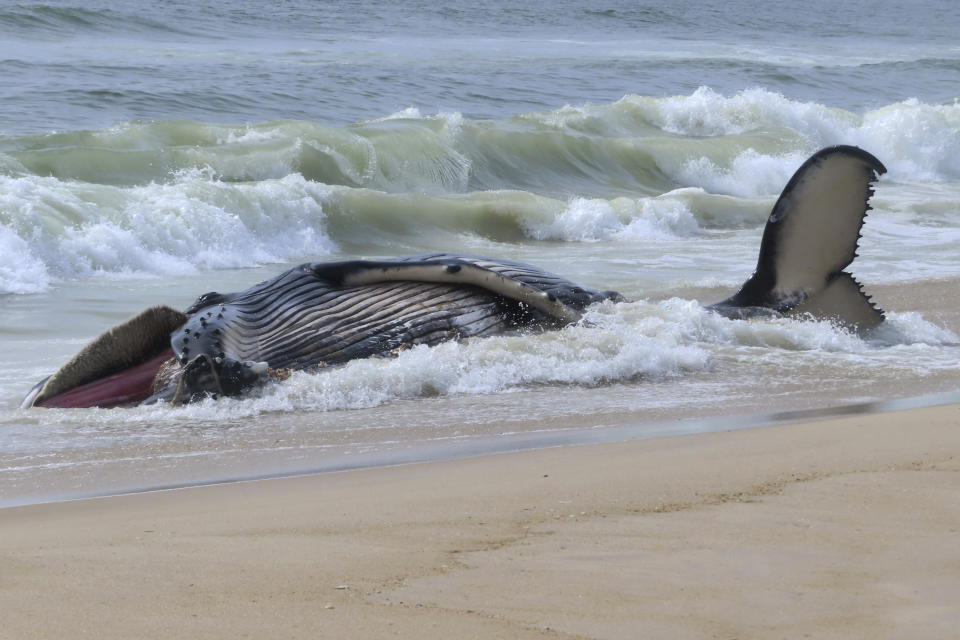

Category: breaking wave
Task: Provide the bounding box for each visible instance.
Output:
[2,89,958,294]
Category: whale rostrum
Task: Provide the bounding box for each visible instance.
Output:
[22,145,887,408]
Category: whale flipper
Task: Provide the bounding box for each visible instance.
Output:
[309,253,620,324]
[709,145,886,329]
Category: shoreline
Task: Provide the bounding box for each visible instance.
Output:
[3,400,959,638]
[4,276,959,511]
[5,388,960,510]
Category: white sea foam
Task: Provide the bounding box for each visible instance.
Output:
[0,224,51,294]
[2,92,958,294]
[376,107,424,121]
[676,149,809,198]
[592,88,960,192]
[643,87,855,140]
[522,194,703,241]
[19,299,947,423]
[0,173,335,294]
[873,311,960,347]
[218,124,288,146]
[859,99,960,182]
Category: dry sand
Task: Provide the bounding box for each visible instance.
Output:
[2,403,959,639]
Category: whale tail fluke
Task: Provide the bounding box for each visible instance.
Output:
[708,145,887,329]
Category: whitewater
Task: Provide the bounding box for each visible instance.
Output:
[1,0,959,505]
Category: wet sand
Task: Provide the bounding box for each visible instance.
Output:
[3,402,959,639]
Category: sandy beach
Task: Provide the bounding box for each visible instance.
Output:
[2,403,958,639]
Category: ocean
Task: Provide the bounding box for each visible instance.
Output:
[2,0,959,506]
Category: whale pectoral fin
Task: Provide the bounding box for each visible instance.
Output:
[310,258,584,323]
[710,145,887,328]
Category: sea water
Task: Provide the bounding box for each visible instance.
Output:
[1,0,959,505]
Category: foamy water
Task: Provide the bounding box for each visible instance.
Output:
[3,293,958,506]
[3,89,959,295]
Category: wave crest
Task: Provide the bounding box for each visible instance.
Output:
[0,173,334,293]
[2,90,958,292]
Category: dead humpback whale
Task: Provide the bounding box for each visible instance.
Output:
[21,145,887,409]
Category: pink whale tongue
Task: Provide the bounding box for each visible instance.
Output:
[36,349,175,409]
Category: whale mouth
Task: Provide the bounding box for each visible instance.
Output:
[20,306,188,409]
[33,349,176,409]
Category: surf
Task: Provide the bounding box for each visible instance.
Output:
[2,91,959,296]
